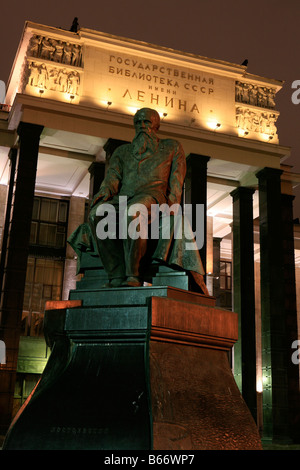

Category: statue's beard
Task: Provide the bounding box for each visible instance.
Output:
[132,131,158,157]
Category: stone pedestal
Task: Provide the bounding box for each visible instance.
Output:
[3,276,262,449]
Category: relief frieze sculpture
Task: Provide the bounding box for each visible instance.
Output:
[236,106,278,136]
[235,81,276,109]
[27,34,82,67]
[26,61,80,95]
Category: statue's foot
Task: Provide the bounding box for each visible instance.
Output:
[102,278,125,288]
[122,276,142,287]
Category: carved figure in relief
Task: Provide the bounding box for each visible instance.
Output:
[257,88,266,107]
[28,62,40,87]
[71,45,81,66]
[269,114,277,133]
[235,81,276,110]
[37,64,48,89]
[266,89,275,109]
[251,112,261,132]
[67,71,80,95]
[40,37,55,60]
[27,61,80,96]
[62,43,72,65]
[28,35,42,57]
[236,108,244,129]
[236,107,277,136]
[248,85,258,106]
[57,68,69,92]
[27,34,82,68]
[235,82,243,102]
[243,108,252,131]
[241,85,249,104]
[53,40,64,63]
[261,113,277,135]
[48,69,59,91]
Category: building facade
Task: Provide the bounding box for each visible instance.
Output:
[0,21,299,444]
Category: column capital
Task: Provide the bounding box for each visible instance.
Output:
[230,186,255,200]
[256,167,283,181]
[88,161,105,176]
[104,138,129,160]
[8,148,17,161]
[281,193,295,203]
[88,161,106,198]
[17,122,43,140]
[186,153,210,165]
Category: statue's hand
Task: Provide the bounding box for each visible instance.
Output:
[91,188,111,207]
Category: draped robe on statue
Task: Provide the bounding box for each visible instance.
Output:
[68,135,208,294]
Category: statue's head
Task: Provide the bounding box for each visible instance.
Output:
[133,108,160,134]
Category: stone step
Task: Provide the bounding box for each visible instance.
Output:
[69,285,216,307]
[64,304,150,334]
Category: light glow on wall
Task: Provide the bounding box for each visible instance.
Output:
[256,378,263,393]
[127,106,139,115]
[37,88,45,97]
[206,119,222,131]
[261,133,274,142]
[237,128,249,138]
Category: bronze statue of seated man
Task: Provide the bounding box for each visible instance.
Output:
[68,107,208,295]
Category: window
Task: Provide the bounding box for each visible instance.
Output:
[14,374,41,412]
[219,260,232,310]
[21,196,69,337]
[220,260,232,290]
[30,197,68,249]
[22,257,64,336]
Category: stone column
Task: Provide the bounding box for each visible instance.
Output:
[281,193,300,443]
[231,187,257,421]
[62,196,86,300]
[0,122,43,432]
[0,184,8,246]
[87,138,129,200]
[0,148,17,294]
[88,162,106,200]
[206,216,213,296]
[185,154,210,283]
[256,167,290,443]
[103,138,129,168]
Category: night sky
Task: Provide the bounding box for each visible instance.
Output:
[1,0,300,216]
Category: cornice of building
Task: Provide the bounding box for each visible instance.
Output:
[23,21,283,87]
